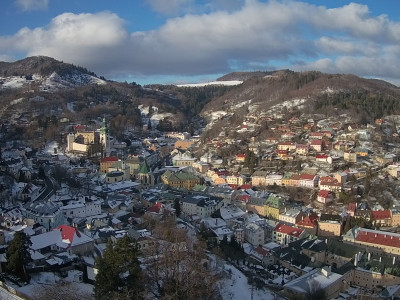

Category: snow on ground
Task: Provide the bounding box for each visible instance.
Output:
[209,111,227,122]
[67,102,75,113]
[219,264,278,300]
[176,80,243,87]
[151,112,175,122]
[10,98,24,105]
[17,272,94,299]
[267,98,307,113]
[322,87,336,94]
[0,76,27,89]
[234,99,252,109]
[42,141,59,155]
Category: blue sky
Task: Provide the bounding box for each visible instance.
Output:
[1,0,400,85]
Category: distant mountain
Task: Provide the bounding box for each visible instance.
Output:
[0,56,106,92]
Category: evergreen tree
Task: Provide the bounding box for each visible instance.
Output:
[38,166,46,179]
[173,199,181,217]
[6,231,32,282]
[94,235,142,300]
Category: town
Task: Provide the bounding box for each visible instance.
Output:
[1,95,400,300]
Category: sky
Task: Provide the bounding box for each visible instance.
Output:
[0,0,400,86]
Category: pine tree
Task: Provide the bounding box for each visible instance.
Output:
[173,199,181,217]
[6,231,32,282]
[94,236,142,300]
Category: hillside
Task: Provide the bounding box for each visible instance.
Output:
[0,56,234,148]
[201,70,400,140]
[2,56,400,149]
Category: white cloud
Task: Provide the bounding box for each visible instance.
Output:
[145,0,195,16]
[1,0,400,85]
[15,0,49,11]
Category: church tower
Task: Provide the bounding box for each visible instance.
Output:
[138,160,154,188]
[100,117,111,157]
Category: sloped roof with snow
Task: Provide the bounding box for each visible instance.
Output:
[30,225,93,251]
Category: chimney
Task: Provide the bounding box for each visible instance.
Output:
[354,253,357,267]
[368,252,371,261]
[379,257,382,263]
[393,257,396,265]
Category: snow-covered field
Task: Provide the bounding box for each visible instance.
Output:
[177,80,243,87]
[219,264,280,300]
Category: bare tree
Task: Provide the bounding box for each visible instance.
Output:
[142,221,221,299]
[32,280,94,300]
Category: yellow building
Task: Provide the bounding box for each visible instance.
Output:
[161,170,200,190]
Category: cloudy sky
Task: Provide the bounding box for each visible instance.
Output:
[0,0,399,85]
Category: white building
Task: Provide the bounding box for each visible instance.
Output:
[245,222,265,246]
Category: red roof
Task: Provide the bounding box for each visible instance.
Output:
[300,173,315,181]
[240,195,251,202]
[316,154,329,159]
[236,154,246,158]
[56,224,80,242]
[310,132,323,136]
[74,125,86,130]
[318,190,331,198]
[297,214,319,227]
[371,210,391,220]
[240,184,252,190]
[356,230,400,248]
[101,156,119,163]
[347,202,356,212]
[319,176,336,183]
[229,184,239,190]
[310,140,323,145]
[254,246,269,257]
[279,142,295,146]
[147,202,162,214]
[274,223,304,237]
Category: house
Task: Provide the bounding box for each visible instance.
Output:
[100,156,119,173]
[318,214,342,237]
[249,246,274,267]
[296,213,319,235]
[347,202,356,217]
[317,190,333,204]
[265,173,282,186]
[309,140,324,152]
[296,144,309,155]
[283,267,343,300]
[279,208,306,226]
[226,174,246,186]
[289,174,301,187]
[181,194,224,219]
[372,210,392,227]
[236,154,246,162]
[174,139,194,150]
[315,154,332,164]
[387,164,400,178]
[319,177,342,192]
[277,142,296,151]
[309,132,324,140]
[244,222,265,246]
[264,194,285,220]
[30,224,94,256]
[343,150,357,163]
[161,170,200,190]
[21,202,64,231]
[251,171,268,186]
[343,226,400,256]
[171,152,196,167]
[273,223,305,247]
[299,173,319,188]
